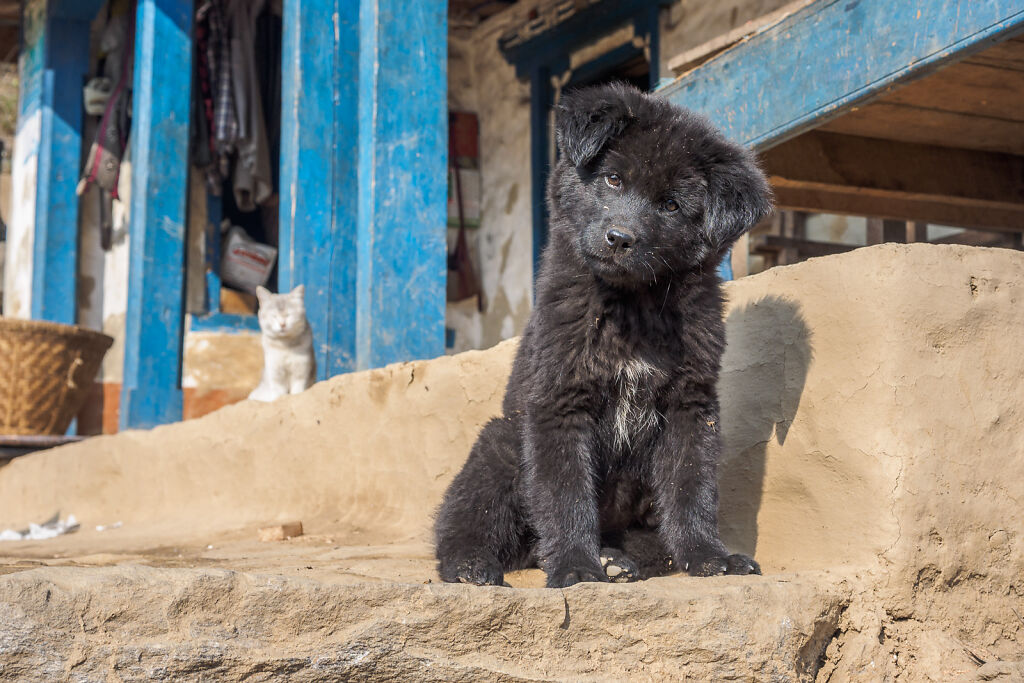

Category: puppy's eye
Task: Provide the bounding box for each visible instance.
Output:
[663,199,680,212]
[605,174,621,188]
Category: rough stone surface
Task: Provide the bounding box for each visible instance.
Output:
[0,566,850,682]
[1,245,1022,680]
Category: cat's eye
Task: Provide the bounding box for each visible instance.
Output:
[663,199,679,212]
[605,174,621,188]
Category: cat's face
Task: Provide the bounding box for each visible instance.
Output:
[255,285,308,340]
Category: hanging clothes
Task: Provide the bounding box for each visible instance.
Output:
[192,0,236,193]
[227,0,273,212]
[192,0,218,193]
[77,0,136,249]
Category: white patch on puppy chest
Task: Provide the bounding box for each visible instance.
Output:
[614,359,661,449]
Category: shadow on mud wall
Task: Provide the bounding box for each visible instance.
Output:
[717,296,812,558]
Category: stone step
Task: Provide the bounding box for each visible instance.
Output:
[0,565,850,681]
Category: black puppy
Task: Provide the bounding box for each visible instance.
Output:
[435,83,772,588]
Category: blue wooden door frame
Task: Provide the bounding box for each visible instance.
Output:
[501,0,668,276]
[120,0,193,430]
[18,0,105,324]
[279,0,448,378]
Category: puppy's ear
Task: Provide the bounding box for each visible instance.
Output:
[555,84,637,167]
[704,144,773,249]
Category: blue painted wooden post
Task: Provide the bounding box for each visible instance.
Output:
[278,0,358,378]
[279,0,447,377]
[355,0,448,370]
[15,1,103,323]
[120,0,193,430]
[657,0,1024,151]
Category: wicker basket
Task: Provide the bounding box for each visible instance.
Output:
[0,318,113,435]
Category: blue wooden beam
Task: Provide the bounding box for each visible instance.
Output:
[17,0,103,323]
[355,0,447,370]
[657,0,1024,151]
[278,0,358,378]
[120,0,193,430]
[279,0,447,377]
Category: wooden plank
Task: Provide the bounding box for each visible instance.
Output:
[120,0,192,430]
[355,0,448,370]
[278,0,358,378]
[818,101,1024,155]
[771,178,1024,232]
[658,0,1024,150]
[751,234,856,258]
[879,60,1024,123]
[280,0,447,376]
[964,36,1024,71]
[931,230,1023,247]
[762,131,1024,206]
[667,0,816,76]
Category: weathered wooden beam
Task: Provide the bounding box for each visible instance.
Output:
[666,0,816,77]
[931,230,1023,248]
[120,0,193,429]
[751,234,855,259]
[772,181,1024,232]
[658,0,1024,150]
[763,132,1024,231]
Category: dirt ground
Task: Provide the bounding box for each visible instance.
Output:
[1,244,1023,681]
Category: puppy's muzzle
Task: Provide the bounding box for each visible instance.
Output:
[605,228,635,252]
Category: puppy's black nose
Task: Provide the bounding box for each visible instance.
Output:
[605,228,634,250]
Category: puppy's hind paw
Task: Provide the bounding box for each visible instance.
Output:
[599,547,640,583]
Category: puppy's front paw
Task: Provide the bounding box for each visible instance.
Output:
[599,547,640,583]
[687,553,761,577]
[441,558,505,586]
[546,565,610,588]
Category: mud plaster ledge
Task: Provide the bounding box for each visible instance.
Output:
[1,245,1022,680]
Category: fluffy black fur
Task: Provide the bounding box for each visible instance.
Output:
[434,83,773,588]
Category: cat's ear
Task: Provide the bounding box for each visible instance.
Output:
[290,284,305,299]
[255,286,270,306]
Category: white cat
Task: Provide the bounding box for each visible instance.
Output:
[248,285,316,402]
